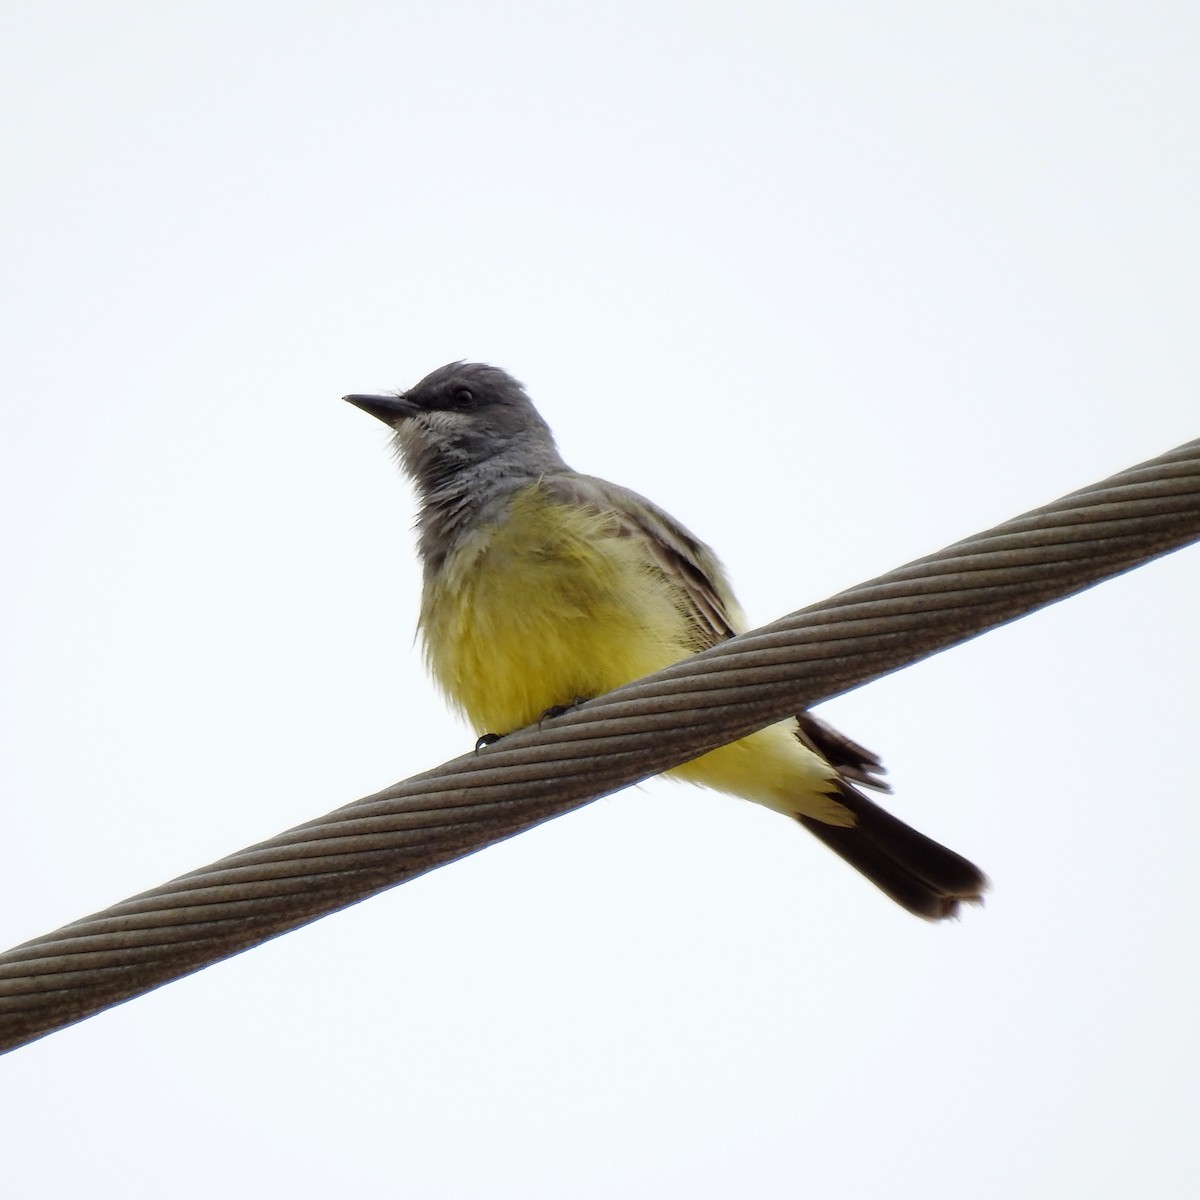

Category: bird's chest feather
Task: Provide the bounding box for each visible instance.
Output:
[418,488,681,733]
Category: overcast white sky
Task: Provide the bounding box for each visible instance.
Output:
[2,3,1198,1197]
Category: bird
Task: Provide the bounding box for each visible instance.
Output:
[345,361,987,919]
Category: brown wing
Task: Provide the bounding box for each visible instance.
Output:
[540,472,743,650]
[536,475,985,918]
[542,475,886,785]
[794,711,891,793]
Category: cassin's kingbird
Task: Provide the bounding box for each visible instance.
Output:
[346,362,987,919]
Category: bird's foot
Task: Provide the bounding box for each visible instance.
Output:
[538,696,591,727]
[474,732,504,753]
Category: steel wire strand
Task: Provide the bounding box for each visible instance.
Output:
[1,438,1198,1052]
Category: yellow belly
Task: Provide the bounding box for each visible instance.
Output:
[419,483,846,824]
[420,485,683,732]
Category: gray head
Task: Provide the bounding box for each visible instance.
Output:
[345,362,570,568]
[345,362,566,498]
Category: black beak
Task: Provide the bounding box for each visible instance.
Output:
[343,393,420,425]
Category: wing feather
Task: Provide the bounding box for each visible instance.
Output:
[539,473,742,649]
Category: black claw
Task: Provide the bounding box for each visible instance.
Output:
[474,732,504,753]
[538,696,591,727]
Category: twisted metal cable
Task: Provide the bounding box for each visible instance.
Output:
[2,439,1197,1054]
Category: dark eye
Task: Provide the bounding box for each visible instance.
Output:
[451,387,475,410]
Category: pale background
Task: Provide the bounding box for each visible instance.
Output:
[2,3,1198,1197]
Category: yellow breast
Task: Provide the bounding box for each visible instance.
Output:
[419,483,689,734]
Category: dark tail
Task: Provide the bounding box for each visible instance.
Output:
[797,784,988,920]
[793,712,987,920]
